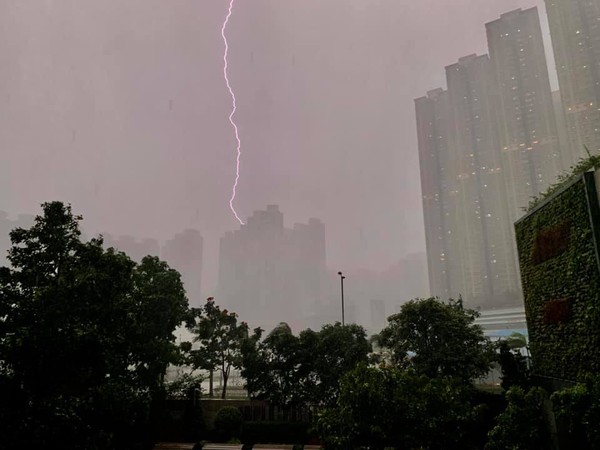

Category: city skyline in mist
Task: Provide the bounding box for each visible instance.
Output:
[1,0,552,293]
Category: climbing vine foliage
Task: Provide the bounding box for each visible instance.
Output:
[515,172,600,381]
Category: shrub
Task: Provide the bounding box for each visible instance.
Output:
[551,376,600,449]
[497,341,530,391]
[240,421,312,445]
[485,386,552,450]
[467,390,507,449]
[316,364,475,449]
[214,406,243,440]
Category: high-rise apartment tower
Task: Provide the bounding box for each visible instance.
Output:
[545,0,600,159]
[486,7,565,219]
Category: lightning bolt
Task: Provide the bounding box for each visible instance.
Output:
[222,0,245,225]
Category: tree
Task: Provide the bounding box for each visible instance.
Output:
[311,323,371,405]
[497,341,530,391]
[316,364,474,449]
[184,298,255,399]
[485,386,553,450]
[241,322,310,408]
[506,332,528,350]
[130,256,190,393]
[241,322,371,408]
[0,202,189,450]
[165,373,205,400]
[379,297,495,381]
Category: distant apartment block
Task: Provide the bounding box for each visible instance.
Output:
[369,299,386,332]
[448,53,521,305]
[0,210,205,304]
[103,230,203,303]
[217,205,326,330]
[102,234,160,262]
[416,55,520,308]
[161,229,203,304]
[415,88,458,300]
[545,0,600,159]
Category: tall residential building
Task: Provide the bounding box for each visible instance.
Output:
[217,205,326,330]
[99,230,204,303]
[415,88,462,300]
[445,54,520,306]
[545,0,600,159]
[486,7,565,218]
[553,90,571,163]
[415,55,519,307]
[369,299,386,333]
[161,229,203,304]
[416,62,520,308]
[416,8,569,309]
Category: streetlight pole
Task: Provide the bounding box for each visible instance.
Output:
[338,271,345,326]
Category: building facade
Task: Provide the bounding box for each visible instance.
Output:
[445,54,521,306]
[486,7,566,219]
[102,234,161,263]
[161,229,203,304]
[416,7,571,309]
[217,205,326,330]
[416,56,521,308]
[415,88,459,300]
[545,0,600,160]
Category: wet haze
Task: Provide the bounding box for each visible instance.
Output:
[0,0,551,295]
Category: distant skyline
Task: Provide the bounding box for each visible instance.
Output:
[1,0,551,293]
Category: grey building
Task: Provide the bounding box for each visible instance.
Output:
[161,229,203,305]
[415,8,569,310]
[416,55,521,308]
[415,88,462,301]
[486,7,566,219]
[102,234,160,262]
[545,0,600,160]
[445,54,521,307]
[217,205,327,331]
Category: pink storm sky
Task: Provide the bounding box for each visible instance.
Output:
[0,0,551,292]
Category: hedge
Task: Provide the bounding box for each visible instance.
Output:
[240,421,313,445]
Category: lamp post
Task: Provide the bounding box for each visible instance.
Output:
[337,271,345,326]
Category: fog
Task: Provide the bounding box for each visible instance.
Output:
[1,0,549,326]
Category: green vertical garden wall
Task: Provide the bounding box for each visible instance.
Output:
[515,171,600,382]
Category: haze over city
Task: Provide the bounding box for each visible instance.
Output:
[7,0,600,447]
[1,0,553,317]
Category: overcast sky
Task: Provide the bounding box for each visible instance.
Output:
[0,0,551,292]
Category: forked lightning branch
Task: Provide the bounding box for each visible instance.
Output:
[221,0,245,225]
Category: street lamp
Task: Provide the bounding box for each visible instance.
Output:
[338,271,345,326]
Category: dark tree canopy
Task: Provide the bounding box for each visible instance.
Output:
[317,364,474,449]
[0,202,189,450]
[241,322,311,408]
[241,322,371,408]
[379,297,494,381]
[311,323,372,404]
[497,341,530,391]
